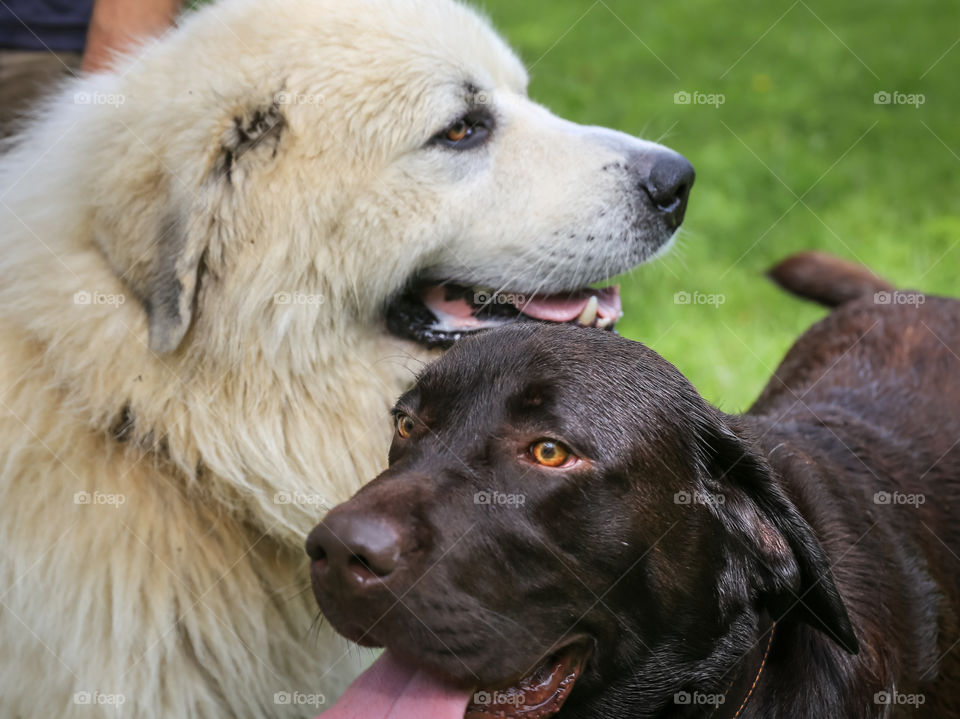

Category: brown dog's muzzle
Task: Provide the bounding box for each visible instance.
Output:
[307,473,442,646]
[306,508,404,586]
[306,502,412,646]
[306,481,440,648]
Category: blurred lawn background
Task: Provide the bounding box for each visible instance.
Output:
[473,0,958,410]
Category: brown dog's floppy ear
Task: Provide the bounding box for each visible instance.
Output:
[704,419,860,655]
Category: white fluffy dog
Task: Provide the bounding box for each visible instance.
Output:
[0,0,693,716]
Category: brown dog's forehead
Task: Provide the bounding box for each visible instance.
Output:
[403,326,580,425]
[415,324,604,391]
[402,323,708,456]
[414,324,688,401]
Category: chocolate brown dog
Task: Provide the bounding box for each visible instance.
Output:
[308,252,960,719]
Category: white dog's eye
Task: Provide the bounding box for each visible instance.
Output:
[445,120,470,143]
[432,112,492,150]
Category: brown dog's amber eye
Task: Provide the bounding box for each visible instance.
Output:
[396,414,415,438]
[445,120,470,143]
[531,440,571,467]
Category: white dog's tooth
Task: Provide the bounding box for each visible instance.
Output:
[595,316,612,329]
[577,296,599,326]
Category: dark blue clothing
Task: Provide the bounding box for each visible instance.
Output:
[0,0,94,52]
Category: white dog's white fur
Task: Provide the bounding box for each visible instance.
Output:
[0,0,684,716]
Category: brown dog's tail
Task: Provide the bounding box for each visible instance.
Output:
[767,251,895,308]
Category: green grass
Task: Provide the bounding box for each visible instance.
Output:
[477,0,959,410]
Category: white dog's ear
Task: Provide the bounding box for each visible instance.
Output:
[143,210,208,354]
[142,100,286,354]
[214,99,285,183]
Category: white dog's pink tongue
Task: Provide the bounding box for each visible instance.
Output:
[318,651,472,719]
[514,286,621,324]
[418,284,622,330]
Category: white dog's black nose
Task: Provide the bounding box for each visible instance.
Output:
[641,154,695,230]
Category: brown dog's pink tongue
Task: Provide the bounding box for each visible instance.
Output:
[318,651,472,719]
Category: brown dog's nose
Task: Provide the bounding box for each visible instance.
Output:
[306,512,402,584]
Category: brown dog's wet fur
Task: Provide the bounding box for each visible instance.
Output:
[309,252,960,718]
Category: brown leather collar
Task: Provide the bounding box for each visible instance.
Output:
[709,617,777,719]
